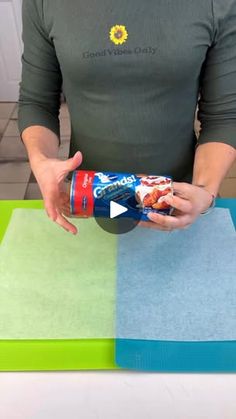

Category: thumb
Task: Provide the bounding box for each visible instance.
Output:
[64,151,83,172]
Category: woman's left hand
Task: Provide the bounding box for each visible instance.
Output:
[139,182,215,231]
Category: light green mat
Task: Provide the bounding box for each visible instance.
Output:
[0,209,116,340]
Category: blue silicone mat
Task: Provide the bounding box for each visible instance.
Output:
[116,199,236,372]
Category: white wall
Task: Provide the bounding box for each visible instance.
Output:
[0,0,22,101]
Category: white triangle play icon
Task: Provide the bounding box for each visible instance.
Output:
[110,201,128,219]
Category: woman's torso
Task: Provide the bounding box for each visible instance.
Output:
[43,0,214,180]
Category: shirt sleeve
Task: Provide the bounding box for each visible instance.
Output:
[18,0,62,142]
[198,0,236,149]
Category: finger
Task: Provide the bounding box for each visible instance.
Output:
[60,151,83,175]
[44,197,58,222]
[138,221,173,231]
[163,194,193,214]
[55,210,78,235]
[43,183,67,222]
[45,205,58,222]
[43,185,60,222]
[147,212,193,229]
[172,181,192,197]
[61,206,71,217]
[58,193,71,217]
[59,191,70,208]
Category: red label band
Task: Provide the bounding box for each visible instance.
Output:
[73,171,96,217]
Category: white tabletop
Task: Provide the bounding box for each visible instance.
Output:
[0,371,236,419]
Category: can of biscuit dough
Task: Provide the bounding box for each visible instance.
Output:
[70,170,173,221]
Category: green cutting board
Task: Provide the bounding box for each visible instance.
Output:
[0,201,117,371]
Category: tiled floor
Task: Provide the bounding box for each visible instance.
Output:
[0,102,71,199]
[0,102,235,199]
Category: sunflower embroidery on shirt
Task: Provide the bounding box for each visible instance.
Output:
[109,25,128,45]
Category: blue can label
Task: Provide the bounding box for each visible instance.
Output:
[70,171,173,221]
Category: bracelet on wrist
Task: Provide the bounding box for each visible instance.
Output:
[194,184,216,215]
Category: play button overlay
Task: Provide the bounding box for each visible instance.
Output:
[110,201,128,219]
[94,185,142,234]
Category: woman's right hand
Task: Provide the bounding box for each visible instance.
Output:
[31,151,83,234]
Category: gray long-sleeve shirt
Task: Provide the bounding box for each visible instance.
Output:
[19,0,236,181]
